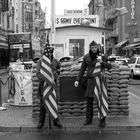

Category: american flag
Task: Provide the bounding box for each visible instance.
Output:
[93,61,108,119]
[39,44,58,119]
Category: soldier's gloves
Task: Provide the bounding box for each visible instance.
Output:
[74,81,79,87]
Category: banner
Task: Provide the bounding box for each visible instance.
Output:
[12,71,32,106]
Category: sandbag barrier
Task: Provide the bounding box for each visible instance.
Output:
[105,65,130,116]
[32,64,130,118]
[32,63,40,118]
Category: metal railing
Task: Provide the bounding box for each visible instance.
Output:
[0,75,11,111]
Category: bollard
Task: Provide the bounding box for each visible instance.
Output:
[0,76,6,111]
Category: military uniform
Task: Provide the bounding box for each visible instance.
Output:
[36,56,62,129]
[76,53,112,127]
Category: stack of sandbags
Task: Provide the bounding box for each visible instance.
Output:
[104,65,130,116]
[60,56,84,76]
[118,65,130,115]
[60,61,73,75]
[58,101,88,116]
[107,68,120,115]
[70,62,82,76]
[32,63,40,118]
[58,100,99,117]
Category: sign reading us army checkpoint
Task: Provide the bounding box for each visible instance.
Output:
[56,15,99,27]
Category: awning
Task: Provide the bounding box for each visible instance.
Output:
[135,45,140,49]
[123,43,140,50]
[0,42,8,49]
[114,39,129,48]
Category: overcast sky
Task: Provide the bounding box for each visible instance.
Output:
[39,0,90,22]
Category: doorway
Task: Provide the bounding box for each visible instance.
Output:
[66,36,88,59]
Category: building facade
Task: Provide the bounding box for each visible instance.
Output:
[10,0,46,60]
[88,0,135,56]
[0,0,14,68]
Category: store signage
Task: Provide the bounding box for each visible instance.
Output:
[8,32,31,45]
[56,15,99,27]
[131,0,135,19]
[64,9,88,15]
[10,44,30,49]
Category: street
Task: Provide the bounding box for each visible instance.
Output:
[128,78,140,98]
[1,131,140,140]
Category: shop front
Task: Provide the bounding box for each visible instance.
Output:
[0,29,9,69]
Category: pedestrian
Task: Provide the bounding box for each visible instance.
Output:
[36,47,62,129]
[74,40,118,128]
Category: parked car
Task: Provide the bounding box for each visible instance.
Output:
[108,55,122,60]
[114,59,127,66]
[115,58,130,65]
[128,56,140,78]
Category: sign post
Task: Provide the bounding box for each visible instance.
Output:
[51,0,56,47]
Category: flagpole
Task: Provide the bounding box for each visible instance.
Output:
[47,0,56,129]
[51,0,56,48]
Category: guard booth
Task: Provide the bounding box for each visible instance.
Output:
[8,32,33,106]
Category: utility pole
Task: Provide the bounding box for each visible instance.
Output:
[51,0,55,47]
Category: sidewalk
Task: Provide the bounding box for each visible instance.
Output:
[0,92,140,132]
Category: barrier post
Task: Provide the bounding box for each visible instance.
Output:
[0,76,6,111]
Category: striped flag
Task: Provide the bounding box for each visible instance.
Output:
[39,46,58,119]
[93,61,108,119]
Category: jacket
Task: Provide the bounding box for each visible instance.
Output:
[36,57,60,80]
[77,53,112,97]
[36,57,60,97]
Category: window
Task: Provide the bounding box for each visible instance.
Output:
[128,58,136,64]
[10,48,31,62]
[137,58,140,64]
[69,39,84,59]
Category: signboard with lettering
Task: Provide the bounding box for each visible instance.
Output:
[8,32,31,45]
[11,71,32,106]
[131,0,135,19]
[56,15,99,27]
[64,9,88,15]
[10,44,30,49]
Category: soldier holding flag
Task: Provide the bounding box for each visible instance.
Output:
[36,43,62,129]
[74,40,118,128]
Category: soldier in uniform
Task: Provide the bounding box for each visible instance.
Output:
[74,40,118,127]
[36,47,62,129]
